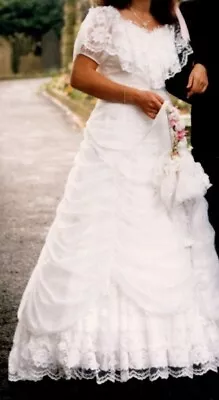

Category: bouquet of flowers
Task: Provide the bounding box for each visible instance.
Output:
[166,103,191,157]
[154,101,211,211]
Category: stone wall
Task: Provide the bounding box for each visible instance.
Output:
[0,37,12,77]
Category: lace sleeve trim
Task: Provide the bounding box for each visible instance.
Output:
[73,7,118,64]
[174,22,193,70]
[163,22,193,84]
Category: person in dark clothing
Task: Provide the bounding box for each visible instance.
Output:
[167,0,219,256]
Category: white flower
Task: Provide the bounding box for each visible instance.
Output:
[175,120,185,132]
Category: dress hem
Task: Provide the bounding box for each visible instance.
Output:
[8,363,219,384]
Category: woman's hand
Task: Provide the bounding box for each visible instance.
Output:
[187,64,208,98]
[134,90,164,119]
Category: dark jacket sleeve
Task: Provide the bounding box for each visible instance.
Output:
[166,0,207,103]
[180,0,208,68]
[165,58,193,103]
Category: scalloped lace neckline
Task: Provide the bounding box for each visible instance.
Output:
[110,6,168,35]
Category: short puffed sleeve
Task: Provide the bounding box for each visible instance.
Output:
[73,6,116,65]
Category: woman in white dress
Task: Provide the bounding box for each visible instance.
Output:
[9,0,219,384]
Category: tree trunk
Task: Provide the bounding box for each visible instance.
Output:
[61,0,93,71]
[61,0,76,70]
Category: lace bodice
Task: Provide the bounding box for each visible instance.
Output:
[73,6,192,90]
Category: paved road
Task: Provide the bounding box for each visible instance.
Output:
[0,78,219,400]
[0,78,83,399]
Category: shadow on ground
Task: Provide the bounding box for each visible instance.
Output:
[1,373,219,400]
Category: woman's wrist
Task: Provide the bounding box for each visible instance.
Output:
[123,87,142,105]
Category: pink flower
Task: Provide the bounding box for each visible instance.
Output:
[166,103,190,157]
[169,118,177,128]
[177,130,186,141]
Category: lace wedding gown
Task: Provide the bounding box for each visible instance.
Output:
[9,6,219,383]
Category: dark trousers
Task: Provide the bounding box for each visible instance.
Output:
[193,155,219,256]
[191,94,219,256]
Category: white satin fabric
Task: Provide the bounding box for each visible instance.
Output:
[175,6,190,42]
[9,6,219,383]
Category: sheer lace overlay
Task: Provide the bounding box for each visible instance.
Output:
[9,6,219,384]
[73,6,193,89]
[9,285,219,383]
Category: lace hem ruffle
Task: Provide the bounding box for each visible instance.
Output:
[9,280,219,383]
[9,364,219,383]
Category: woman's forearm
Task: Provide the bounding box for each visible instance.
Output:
[71,55,165,119]
[71,56,139,105]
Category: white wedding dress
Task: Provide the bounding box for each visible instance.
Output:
[9,6,219,383]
